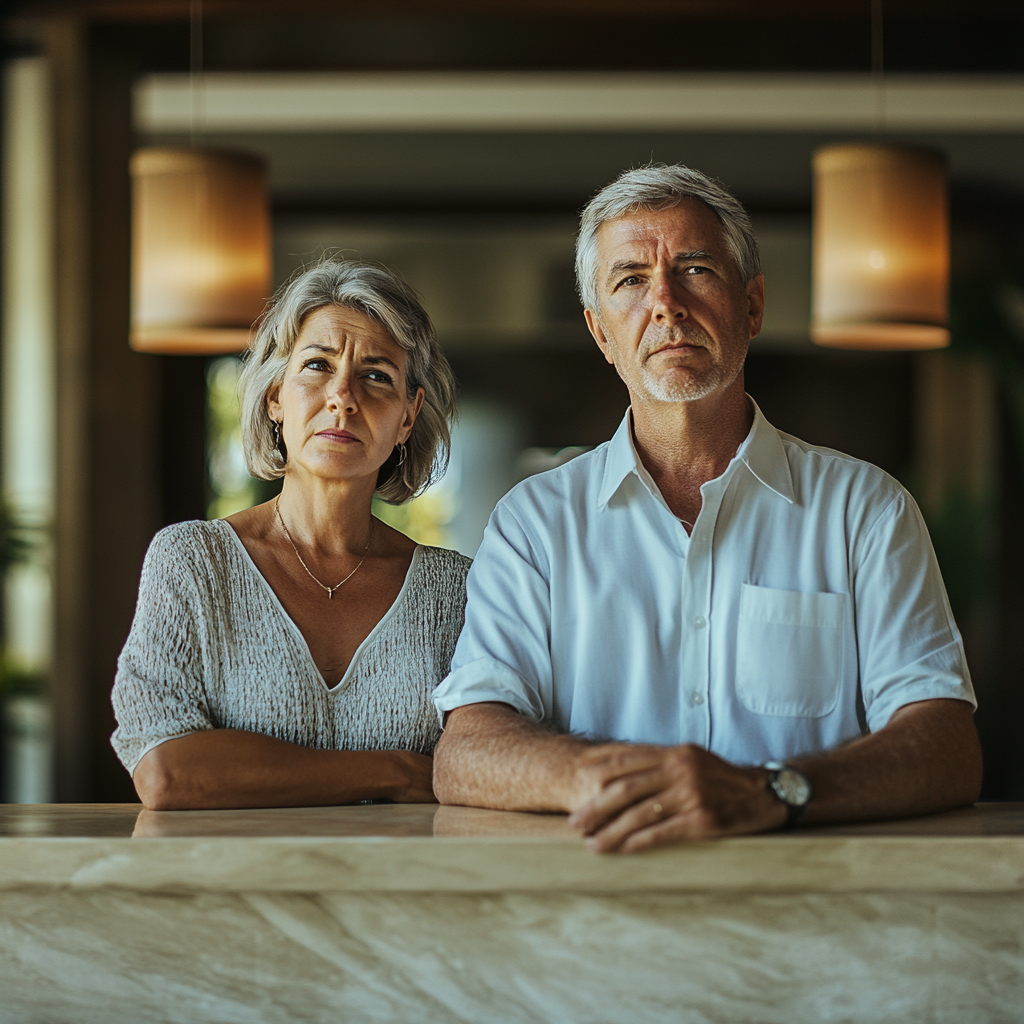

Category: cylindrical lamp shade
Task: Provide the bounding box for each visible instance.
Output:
[811,144,950,350]
[130,148,271,354]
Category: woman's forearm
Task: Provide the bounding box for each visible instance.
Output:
[133,729,435,810]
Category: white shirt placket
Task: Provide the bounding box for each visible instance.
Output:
[680,474,731,749]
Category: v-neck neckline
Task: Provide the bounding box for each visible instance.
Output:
[216,519,423,695]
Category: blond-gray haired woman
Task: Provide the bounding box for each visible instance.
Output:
[111,259,468,809]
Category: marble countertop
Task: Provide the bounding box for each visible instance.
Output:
[2,803,1022,894]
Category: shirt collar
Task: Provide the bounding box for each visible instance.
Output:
[597,397,795,509]
[597,411,640,508]
[738,397,795,504]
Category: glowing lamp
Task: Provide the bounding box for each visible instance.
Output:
[811,143,949,350]
[130,148,271,354]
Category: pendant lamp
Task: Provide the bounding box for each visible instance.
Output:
[129,148,271,354]
[811,143,950,350]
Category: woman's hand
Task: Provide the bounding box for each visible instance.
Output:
[389,751,438,803]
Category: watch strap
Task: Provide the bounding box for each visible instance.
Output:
[764,761,812,830]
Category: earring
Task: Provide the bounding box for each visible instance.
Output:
[272,420,286,463]
[395,442,407,467]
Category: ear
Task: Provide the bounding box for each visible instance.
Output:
[584,308,616,366]
[745,274,765,340]
[397,386,426,444]
[266,383,282,424]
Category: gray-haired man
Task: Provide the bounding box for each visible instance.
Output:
[432,164,980,852]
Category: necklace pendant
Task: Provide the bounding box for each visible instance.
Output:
[275,497,374,600]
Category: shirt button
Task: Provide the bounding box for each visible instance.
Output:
[689,691,705,707]
[693,616,707,630]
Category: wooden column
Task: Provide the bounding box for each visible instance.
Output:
[84,24,164,802]
[45,19,92,802]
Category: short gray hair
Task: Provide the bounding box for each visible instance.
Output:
[575,163,761,312]
[239,258,457,504]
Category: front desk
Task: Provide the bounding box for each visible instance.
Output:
[1,802,1022,1023]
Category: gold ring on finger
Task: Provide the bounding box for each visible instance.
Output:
[652,802,664,817]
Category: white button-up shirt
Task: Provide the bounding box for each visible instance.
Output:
[433,401,976,765]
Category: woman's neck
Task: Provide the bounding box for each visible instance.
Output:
[275,471,378,557]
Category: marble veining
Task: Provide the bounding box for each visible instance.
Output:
[3,805,1023,1024]
[2,889,1022,1023]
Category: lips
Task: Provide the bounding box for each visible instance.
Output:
[649,342,704,357]
[316,429,361,443]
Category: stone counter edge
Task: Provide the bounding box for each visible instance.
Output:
[1,835,1022,893]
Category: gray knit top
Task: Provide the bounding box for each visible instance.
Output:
[110,519,472,774]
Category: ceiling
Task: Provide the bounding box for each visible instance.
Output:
[7,2,1024,74]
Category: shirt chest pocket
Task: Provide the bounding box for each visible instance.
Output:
[735,584,847,718]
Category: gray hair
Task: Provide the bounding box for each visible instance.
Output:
[239,258,457,504]
[575,163,761,313]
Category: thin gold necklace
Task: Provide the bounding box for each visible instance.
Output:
[275,496,374,599]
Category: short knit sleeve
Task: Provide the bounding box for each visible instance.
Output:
[110,526,215,774]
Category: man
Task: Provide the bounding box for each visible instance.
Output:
[432,164,981,853]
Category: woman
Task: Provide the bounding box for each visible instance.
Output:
[111,259,469,809]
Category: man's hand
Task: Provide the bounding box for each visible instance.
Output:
[568,744,787,853]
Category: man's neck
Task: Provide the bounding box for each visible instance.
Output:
[629,380,753,526]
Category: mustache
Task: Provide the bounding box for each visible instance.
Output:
[639,322,714,361]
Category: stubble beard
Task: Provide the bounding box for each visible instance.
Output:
[636,323,745,404]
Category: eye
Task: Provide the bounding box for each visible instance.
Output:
[684,265,710,276]
[365,369,395,385]
[616,275,643,289]
[302,357,332,372]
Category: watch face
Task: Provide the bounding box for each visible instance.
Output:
[774,768,811,807]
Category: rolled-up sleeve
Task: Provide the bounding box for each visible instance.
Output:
[853,490,977,733]
[110,530,214,774]
[433,498,552,724]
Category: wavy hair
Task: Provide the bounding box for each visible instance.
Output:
[238,258,457,504]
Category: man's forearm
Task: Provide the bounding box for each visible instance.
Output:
[433,703,673,812]
[433,703,591,811]
[793,698,982,824]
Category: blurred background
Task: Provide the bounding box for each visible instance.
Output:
[1,0,1022,805]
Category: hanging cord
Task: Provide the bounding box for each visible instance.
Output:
[189,0,204,149]
[871,0,886,138]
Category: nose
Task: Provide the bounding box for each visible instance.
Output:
[651,266,688,324]
[326,370,358,417]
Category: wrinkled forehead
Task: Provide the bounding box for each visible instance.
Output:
[594,199,730,266]
[292,303,403,355]
[598,201,737,270]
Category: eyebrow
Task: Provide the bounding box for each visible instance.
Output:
[605,249,718,284]
[298,344,400,372]
[363,355,401,372]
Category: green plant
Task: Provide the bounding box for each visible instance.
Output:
[0,504,37,575]
[0,660,43,698]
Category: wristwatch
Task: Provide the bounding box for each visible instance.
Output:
[764,761,813,829]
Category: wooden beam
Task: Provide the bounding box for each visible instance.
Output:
[9,0,1024,21]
